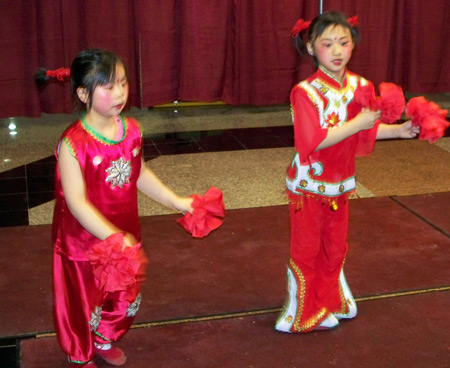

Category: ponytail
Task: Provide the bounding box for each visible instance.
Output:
[35,67,70,86]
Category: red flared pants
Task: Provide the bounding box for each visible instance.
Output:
[288,195,349,331]
[53,252,141,364]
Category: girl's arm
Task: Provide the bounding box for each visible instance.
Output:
[316,109,381,151]
[376,120,419,140]
[137,159,193,214]
[58,141,137,246]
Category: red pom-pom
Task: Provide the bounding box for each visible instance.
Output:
[355,83,405,124]
[88,233,148,292]
[405,96,449,143]
[377,82,405,124]
[177,186,225,238]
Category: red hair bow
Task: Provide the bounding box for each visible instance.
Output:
[291,15,358,39]
[291,19,312,38]
[46,67,70,81]
[347,15,358,27]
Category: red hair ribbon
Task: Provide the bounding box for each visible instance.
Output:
[291,15,358,39]
[291,19,312,38]
[46,67,70,81]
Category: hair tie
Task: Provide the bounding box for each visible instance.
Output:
[291,19,311,38]
[46,67,70,81]
[347,15,359,27]
[291,15,358,39]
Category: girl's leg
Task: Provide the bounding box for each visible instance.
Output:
[276,198,335,332]
[316,197,352,316]
[53,252,102,365]
[94,284,141,344]
[93,284,141,366]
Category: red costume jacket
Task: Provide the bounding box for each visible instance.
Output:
[52,115,143,261]
[286,66,379,201]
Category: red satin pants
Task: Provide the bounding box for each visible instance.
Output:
[53,252,141,364]
[288,195,349,331]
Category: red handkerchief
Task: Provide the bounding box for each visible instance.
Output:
[405,96,449,143]
[177,186,225,238]
[354,84,378,110]
[88,233,148,293]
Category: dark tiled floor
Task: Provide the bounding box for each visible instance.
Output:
[0,126,293,227]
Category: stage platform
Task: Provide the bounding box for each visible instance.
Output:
[0,193,449,367]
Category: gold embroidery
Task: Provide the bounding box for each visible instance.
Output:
[287,259,335,332]
[298,82,321,116]
[289,259,307,332]
[333,263,348,315]
[299,307,327,331]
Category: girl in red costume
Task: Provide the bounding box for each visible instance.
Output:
[45,49,193,367]
[275,12,419,333]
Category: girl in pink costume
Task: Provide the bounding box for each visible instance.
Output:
[275,12,419,333]
[49,49,193,367]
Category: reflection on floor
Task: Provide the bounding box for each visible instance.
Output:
[1,99,450,227]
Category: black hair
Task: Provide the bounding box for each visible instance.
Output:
[35,68,52,86]
[70,49,127,111]
[293,11,359,60]
[35,49,127,111]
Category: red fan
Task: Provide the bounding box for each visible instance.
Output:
[178,186,225,238]
[88,233,148,293]
[405,96,449,143]
[354,82,405,124]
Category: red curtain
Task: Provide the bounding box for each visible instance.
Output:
[0,0,449,118]
[326,0,450,92]
[0,0,140,118]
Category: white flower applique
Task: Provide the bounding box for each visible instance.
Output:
[88,306,103,332]
[126,294,142,317]
[105,157,131,188]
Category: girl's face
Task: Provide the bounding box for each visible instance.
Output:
[307,24,354,81]
[89,63,129,118]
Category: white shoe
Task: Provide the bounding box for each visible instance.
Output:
[275,267,298,333]
[315,314,339,330]
[334,268,357,320]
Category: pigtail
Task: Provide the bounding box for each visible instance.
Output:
[293,33,306,55]
[291,18,311,55]
[35,68,51,86]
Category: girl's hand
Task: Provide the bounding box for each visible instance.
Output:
[173,196,194,215]
[396,120,420,139]
[123,232,138,248]
[353,109,381,131]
